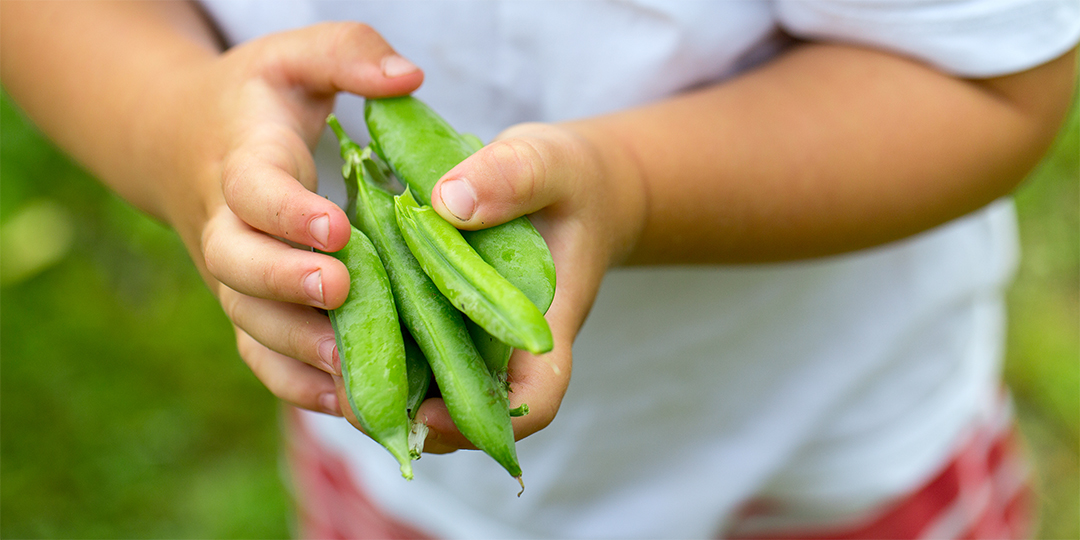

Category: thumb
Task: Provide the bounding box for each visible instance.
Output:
[431,124,573,229]
[261,21,423,97]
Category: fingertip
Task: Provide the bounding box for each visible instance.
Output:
[415,399,474,453]
[308,214,331,249]
[353,60,424,98]
[278,22,424,98]
[431,135,562,230]
[381,54,420,79]
[320,390,343,417]
[302,269,326,306]
[433,178,477,223]
[375,52,424,94]
[319,255,352,310]
[310,204,352,252]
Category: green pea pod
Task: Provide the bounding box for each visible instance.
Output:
[324,226,413,480]
[363,126,518,380]
[402,326,432,460]
[456,133,521,376]
[462,219,557,373]
[466,317,513,376]
[452,131,553,311]
[366,97,556,375]
[374,131,517,382]
[459,132,485,152]
[395,189,553,355]
[402,327,431,421]
[327,116,522,481]
[364,96,556,314]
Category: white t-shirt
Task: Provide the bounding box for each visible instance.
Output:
[199,2,1079,538]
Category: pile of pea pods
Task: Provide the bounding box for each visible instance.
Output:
[321,96,555,490]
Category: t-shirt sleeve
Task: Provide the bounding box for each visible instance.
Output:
[774,0,1080,77]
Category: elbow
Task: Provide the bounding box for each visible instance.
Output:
[979,47,1077,197]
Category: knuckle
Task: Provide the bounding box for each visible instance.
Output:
[485,137,548,204]
[260,254,292,300]
[245,349,288,400]
[230,309,325,411]
[219,153,250,206]
[327,21,380,56]
[219,288,245,327]
[269,194,296,238]
[200,222,224,281]
[235,330,258,368]
[279,322,315,370]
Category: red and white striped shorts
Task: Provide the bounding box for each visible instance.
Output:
[285,401,1034,540]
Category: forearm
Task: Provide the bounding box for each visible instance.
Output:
[572,43,1076,265]
[0,0,221,222]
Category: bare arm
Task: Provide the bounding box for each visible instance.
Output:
[591,43,1078,264]
[1,1,426,428]
[441,43,1076,265]
[1,0,222,221]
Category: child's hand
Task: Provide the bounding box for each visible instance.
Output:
[156,23,422,419]
[415,122,649,452]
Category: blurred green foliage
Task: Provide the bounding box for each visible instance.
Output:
[1005,96,1079,540]
[1,92,292,538]
[1,82,1077,538]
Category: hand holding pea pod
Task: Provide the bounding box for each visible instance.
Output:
[366,97,557,378]
[423,119,644,447]
[120,23,424,420]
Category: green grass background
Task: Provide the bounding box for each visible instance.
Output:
[2,83,1077,538]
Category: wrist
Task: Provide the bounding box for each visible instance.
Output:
[559,119,649,268]
[136,56,223,237]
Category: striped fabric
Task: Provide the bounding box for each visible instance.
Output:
[285,398,1033,540]
[285,410,435,540]
[725,398,1034,540]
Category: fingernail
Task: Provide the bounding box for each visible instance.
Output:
[317,338,338,374]
[309,214,329,249]
[319,392,341,416]
[303,270,324,305]
[439,179,476,221]
[382,55,419,78]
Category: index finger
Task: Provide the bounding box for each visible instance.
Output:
[221,133,351,252]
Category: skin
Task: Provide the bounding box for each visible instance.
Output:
[2,0,1075,454]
